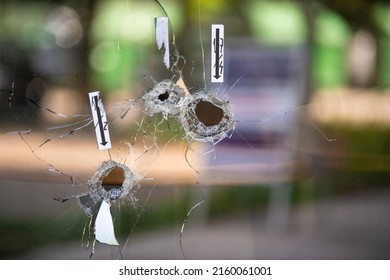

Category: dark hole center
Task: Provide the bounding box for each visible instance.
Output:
[158,91,170,101]
[195,100,224,127]
[102,167,125,191]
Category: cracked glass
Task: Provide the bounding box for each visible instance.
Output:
[1,0,390,260]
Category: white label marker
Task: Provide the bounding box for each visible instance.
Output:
[211,24,224,83]
[155,17,170,69]
[89,91,112,150]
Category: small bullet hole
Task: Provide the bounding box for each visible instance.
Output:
[158,91,170,101]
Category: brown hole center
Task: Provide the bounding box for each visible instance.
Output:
[102,167,125,191]
[158,92,169,101]
[195,100,224,126]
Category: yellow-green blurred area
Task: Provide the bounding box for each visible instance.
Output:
[1,0,390,259]
[0,0,388,93]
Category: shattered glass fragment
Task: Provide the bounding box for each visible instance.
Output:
[95,200,119,246]
[179,90,235,144]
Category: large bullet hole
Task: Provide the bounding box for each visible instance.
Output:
[102,167,125,191]
[158,91,170,101]
[179,91,235,143]
[195,100,224,126]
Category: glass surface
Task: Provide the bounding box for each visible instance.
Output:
[0,0,389,259]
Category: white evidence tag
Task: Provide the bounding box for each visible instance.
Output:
[89,91,112,150]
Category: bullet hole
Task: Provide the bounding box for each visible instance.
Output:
[77,160,141,218]
[102,166,125,192]
[195,100,224,127]
[158,91,170,102]
[142,79,186,119]
[180,90,235,144]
